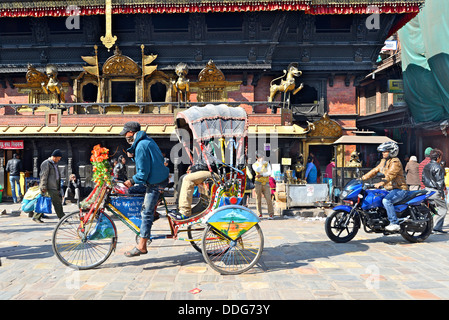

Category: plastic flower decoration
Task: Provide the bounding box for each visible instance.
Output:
[90,144,112,187]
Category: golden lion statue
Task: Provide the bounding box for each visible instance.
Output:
[268,63,303,102]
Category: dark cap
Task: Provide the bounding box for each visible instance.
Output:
[51,149,63,158]
[120,121,141,135]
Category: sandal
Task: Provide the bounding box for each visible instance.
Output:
[124,247,148,257]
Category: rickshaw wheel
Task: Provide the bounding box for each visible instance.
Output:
[187,224,206,254]
[201,224,264,275]
[52,211,117,270]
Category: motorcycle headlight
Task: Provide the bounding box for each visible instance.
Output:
[340,190,349,200]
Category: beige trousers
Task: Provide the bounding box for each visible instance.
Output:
[255,182,274,216]
[178,171,213,216]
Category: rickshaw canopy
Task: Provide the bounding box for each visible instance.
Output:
[175,104,248,141]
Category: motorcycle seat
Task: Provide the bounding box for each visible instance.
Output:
[394,190,428,205]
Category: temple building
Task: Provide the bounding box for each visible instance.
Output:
[0,0,422,196]
[357,0,449,166]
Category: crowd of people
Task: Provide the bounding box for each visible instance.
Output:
[4,130,447,236]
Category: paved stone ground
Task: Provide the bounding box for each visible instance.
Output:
[1,200,449,301]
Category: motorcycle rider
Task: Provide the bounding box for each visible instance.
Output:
[361,141,408,232]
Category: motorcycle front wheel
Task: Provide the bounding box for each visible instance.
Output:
[325,209,360,243]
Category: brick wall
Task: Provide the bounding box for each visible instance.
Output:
[327,75,356,115]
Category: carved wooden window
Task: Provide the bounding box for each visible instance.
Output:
[150,82,168,102]
[153,14,189,33]
[315,16,352,33]
[290,85,318,104]
[111,80,136,102]
[82,83,98,103]
[206,13,243,32]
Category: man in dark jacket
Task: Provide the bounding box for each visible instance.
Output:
[120,121,169,257]
[5,153,23,203]
[38,149,65,221]
[422,148,447,234]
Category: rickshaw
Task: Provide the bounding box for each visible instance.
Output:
[51,104,264,275]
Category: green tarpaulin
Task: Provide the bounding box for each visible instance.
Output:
[399,0,449,122]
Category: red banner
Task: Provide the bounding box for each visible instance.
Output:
[0,140,24,149]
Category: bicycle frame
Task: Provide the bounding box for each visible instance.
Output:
[85,182,222,244]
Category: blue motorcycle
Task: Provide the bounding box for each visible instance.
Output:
[325,179,435,243]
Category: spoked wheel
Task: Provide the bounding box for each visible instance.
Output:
[201,224,264,275]
[187,224,207,254]
[52,211,117,270]
[325,210,360,243]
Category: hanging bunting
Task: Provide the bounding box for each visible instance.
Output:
[0,1,423,18]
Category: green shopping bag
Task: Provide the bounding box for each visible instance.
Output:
[88,215,115,240]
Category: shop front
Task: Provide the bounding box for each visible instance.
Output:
[0,140,26,200]
[274,113,343,210]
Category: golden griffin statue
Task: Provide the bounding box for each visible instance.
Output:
[172,62,190,103]
[268,63,304,103]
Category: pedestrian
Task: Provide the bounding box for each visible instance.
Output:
[305,156,317,184]
[241,160,256,207]
[269,176,276,201]
[63,174,81,206]
[422,148,447,234]
[252,152,274,219]
[21,180,41,218]
[38,149,65,221]
[113,155,127,182]
[324,158,335,183]
[361,141,408,232]
[324,158,336,199]
[5,153,23,203]
[120,121,169,257]
[405,155,420,190]
[309,152,321,182]
[419,147,432,189]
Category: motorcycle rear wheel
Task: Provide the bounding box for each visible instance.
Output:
[325,209,360,243]
[400,207,433,243]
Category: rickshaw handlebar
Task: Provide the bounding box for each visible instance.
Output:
[208,155,244,175]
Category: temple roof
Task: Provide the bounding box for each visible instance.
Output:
[0,0,424,17]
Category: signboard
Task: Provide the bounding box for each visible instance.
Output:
[393,93,406,106]
[0,140,24,149]
[381,40,398,51]
[281,158,291,166]
[388,79,403,93]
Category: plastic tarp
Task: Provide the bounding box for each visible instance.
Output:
[399,0,449,122]
[176,104,247,141]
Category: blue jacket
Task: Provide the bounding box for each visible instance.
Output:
[305,162,317,184]
[127,131,169,185]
